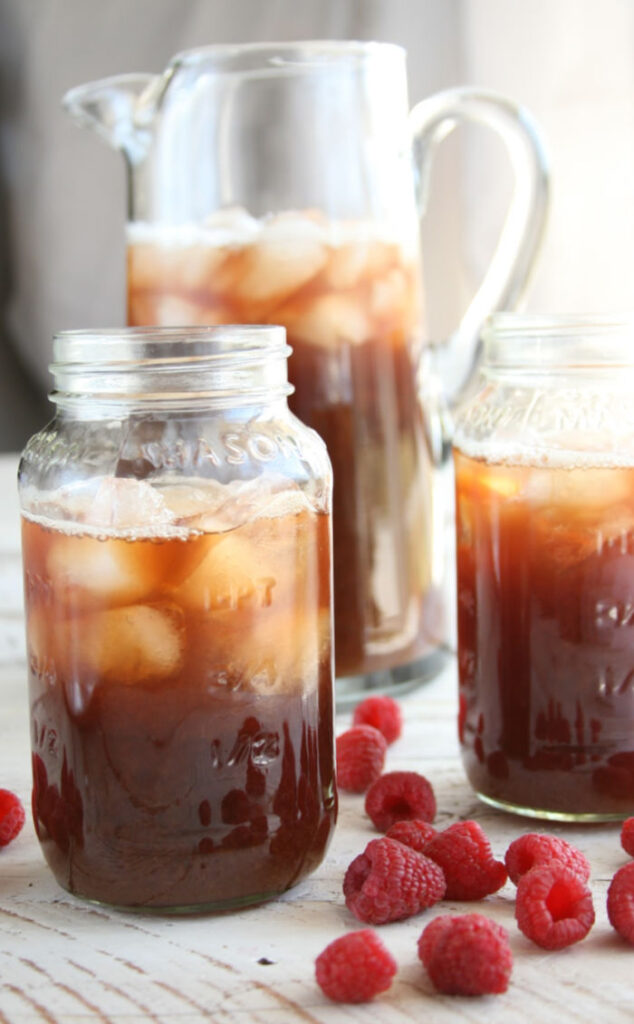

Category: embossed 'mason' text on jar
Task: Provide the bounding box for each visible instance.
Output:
[18,326,336,912]
[453,314,634,822]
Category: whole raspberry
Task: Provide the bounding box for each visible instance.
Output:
[385,819,437,852]
[515,864,595,949]
[505,833,591,885]
[352,695,403,745]
[364,771,436,832]
[0,789,25,847]
[620,818,634,858]
[423,821,507,900]
[607,861,634,944]
[343,837,446,924]
[336,726,387,793]
[315,929,397,1003]
[418,913,513,996]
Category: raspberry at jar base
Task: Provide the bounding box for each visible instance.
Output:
[23,492,336,911]
[505,832,590,884]
[352,695,403,745]
[0,789,26,846]
[315,929,397,1003]
[607,861,634,943]
[364,770,436,831]
[515,863,595,949]
[418,913,513,996]
[336,725,387,793]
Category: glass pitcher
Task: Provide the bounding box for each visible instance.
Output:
[63,41,549,700]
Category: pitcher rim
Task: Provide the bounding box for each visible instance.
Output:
[169,40,406,76]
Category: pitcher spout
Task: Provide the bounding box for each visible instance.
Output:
[63,73,158,161]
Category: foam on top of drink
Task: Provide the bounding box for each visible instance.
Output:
[454,437,634,471]
[21,475,319,540]
[126,206,419,254]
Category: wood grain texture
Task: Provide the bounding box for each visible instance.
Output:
[1,453,633,1023]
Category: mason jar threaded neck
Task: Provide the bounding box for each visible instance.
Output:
[50,326,293,409]
[482,313,634,375]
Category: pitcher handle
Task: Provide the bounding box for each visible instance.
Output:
[410,87,549,413]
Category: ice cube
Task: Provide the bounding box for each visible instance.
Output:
[76,603,184,685]
[47,533,157,606]
[127,243,164,292]
[254,488,313,521]
[178,487,316,612]
[158,479,230,527]
[178,525,270,614]
[369,267,410,323]
[127,289,163,327]
[551,465,633,508]
[324,237,399,291]
[324,242,371,290]
[234,214,327,308]
[151,293,233,327]
[202,206,261,246]
[247,607,330,695]
[89,477,173,531]
[282,293,370,349]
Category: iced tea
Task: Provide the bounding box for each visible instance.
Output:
[23,477,335,909]
[127,211,439,678]
[455,448,634,818]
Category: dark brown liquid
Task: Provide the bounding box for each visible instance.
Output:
[127,226,442,678]
[23,508,336,909]
[455,450,634,818]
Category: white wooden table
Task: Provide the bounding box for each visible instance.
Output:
[1,452,633,1023]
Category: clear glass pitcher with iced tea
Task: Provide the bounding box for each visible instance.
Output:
[64,42,549,699]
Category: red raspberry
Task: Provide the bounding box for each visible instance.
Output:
[336,726,387,793]
[364,771,436,832]
[418,913,513,996]
[0,789,25,847]
[505,833,591,885]
[315,929,397,1003]
[343,837,446,924]
[515,864,595,949]
[620,818,634,857]
[352,695,403,745]
[423,821,507,900]
[385,819,437,852]
[607,861,634,943]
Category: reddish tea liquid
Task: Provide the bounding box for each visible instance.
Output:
[23,492,335,909]
[455,449,634,818]
[127,214,440,678]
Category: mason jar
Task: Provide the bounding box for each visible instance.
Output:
[18,326,336,911]
[453,314,634,821]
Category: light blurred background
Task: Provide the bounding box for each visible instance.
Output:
[1,0,632,450]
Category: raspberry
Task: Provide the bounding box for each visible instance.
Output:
[0,789,25,847]
[423,821,507,900]
[364,771,436,832]
[505,833,591,885]
[418,913,513,996]
[343,836,446,924]
[385,819,437,852]
[336,726,387,793]
[607,861,634,943]
[352,695,403,745]
[315,929,397,1003]
[515,864,595,949]
[620,818,634,857]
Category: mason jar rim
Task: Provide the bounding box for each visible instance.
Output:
[50,325,293,407]
[52,324,288,359]
[482,313,634,370]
